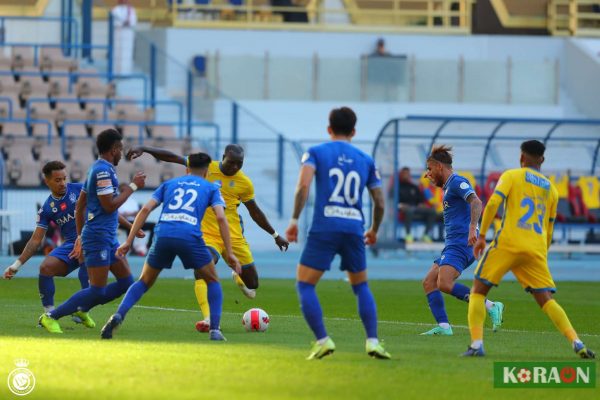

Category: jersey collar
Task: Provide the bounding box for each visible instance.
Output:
[443,173,456,189]
[50,188,68,201]
[98,158,114,169]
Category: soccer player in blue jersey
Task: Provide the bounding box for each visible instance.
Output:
[285,107,390,360]
[101,152,241,341]
[420,145,504,335]
[39,129,146,333]
[3,161,92,323]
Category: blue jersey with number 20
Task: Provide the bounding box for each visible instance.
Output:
[302,141,382,236]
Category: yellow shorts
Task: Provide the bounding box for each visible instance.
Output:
[204,234,255,269]
[474,246,556,293]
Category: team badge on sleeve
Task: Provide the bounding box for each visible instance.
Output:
[301,152,310,163]
[460,182,469,190]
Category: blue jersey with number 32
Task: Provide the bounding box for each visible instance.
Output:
[152,175,225,240]
[302,141,382,235]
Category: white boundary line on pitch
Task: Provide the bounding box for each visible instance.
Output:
[134,305,600,338]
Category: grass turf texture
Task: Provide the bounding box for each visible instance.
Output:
[0,278,598,399]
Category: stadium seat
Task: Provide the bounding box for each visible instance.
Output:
[577,176,600,222]
[483,171,502,203]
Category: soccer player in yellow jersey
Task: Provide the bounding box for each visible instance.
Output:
[464,140,595,358]
[127,144,289,332]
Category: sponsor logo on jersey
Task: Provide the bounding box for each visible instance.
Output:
[160,212,198,225]
[60,203,67,212]
[324,205,362,221]
[97,179,112,188]
[56,213,75,227]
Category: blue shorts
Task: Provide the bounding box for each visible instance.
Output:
[300,232,366,273]
[48,242,82,274]
[83,239,120,268]
[147,236,213,270]
[434,244,475,273]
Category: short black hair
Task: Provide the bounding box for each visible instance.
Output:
[521,140,545,157]
[224,143,244,157]
[329,107,357,136]
[42,160,66,177]
[187,152,212,170]
[96,128,123,154]
[427,144,453,165]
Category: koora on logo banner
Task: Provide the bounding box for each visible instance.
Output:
[7,359,36,396]
[494,362,596,389]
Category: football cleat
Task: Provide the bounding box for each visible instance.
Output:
[461,345,485,357]
[73,311,96,328]
[420,326,453,336]
[38,313,63,334]
[209,329,227,341]
[232,271,256,299]
[306,338,336,360]
[574,342,595,359]
[488,302,504,332]
[366,341,391,359]
[100,314,123,339]
[195,318,210,333]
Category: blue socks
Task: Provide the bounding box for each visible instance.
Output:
[426,289,449,324]
[450,283,471,302]
[38,275,55,309]
[100,275,134,305]
[352,282,378,339]
[296,281,327,340]
[206,281,223,330]
[50,285,106,319]
[77,265,89,289]
[116,280,148,320]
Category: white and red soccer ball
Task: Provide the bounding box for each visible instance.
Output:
[242,308,270,332]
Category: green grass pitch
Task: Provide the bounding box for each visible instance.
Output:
[0,278,598,399]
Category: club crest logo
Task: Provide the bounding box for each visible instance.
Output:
[7,359,35,396]
[69,192,77,203]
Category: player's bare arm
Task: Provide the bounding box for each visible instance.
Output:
[286,165,315,243]
[3,227,46,279]
[365,186,385,246]
[118,214,146,240]
[466,193,483,247]
[127,145,187,166]
[117,199,158,258]
[244,199,289,251]
[213,204,241,273]
[473,193,502,259]
[69,190,88,259]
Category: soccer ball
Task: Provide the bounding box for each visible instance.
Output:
[242,308,270,332]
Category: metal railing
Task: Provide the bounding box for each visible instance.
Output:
[166,0,473,32]
[548,0,600,36]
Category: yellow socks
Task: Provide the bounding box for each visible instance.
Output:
[194,279,210,320]
[468,293,486,345]
[233,272,246,287]
[542,299,578,343]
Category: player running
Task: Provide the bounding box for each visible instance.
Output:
[285,107,390,360]
[420,145,504,335]
[464,140,595,358]
[38,129,146,333]
[3,161,92,323]
[126,143,289,332]
[101,152,241,340]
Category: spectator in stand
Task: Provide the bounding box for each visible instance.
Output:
[111,0,137,75]
[397,167,438,244]
[371,38,391,57]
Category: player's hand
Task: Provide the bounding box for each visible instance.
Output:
[69,236,82,259]
[468,225,478,247]
[135,229,146,239]
[131,172,146,190]
[364,228,378,246]
[274,235,289,252]
[3,266,18,280]
[225,253,241,275]
[285,224,298,243]
[473,237,487,260]
[116,241,132,258]
[126,147,144,161]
